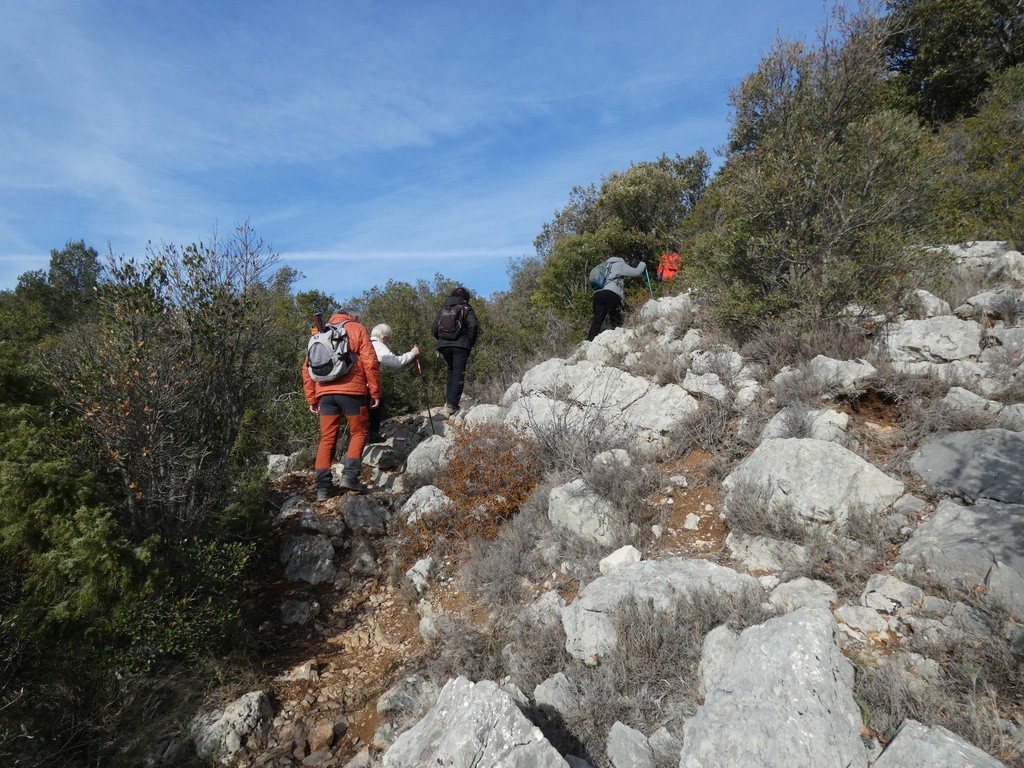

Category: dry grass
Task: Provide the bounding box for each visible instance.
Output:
[933,269,996,313]
[625,343,691,385]
[424,612,511,686]
[546,587,773,767]
[725,483,892,601]
[519,397,624,476]
[795,510,893,601]
[457,493,552,607]
[856,625,1024,767]
[741,316,874,380]
[668,399,733,458]
[724,481,795,539]
[582,451,662,542]
[984,341,1024,402]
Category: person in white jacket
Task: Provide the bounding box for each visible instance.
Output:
[368,324,420,441]
[587,256,647,341]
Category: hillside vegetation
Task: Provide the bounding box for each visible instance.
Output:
[1,2,1022,766]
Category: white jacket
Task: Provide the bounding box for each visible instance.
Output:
[372,338,417,369]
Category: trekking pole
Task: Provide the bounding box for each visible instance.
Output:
[644,266,655,300]
[415,357,435,435]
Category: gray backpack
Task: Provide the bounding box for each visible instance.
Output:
[306,320,354,382]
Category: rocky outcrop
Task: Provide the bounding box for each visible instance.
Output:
[236,241,1022,768]
[381,677,569,768]
[679,608,864,768]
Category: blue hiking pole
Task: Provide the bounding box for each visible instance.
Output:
[644,266,655,300]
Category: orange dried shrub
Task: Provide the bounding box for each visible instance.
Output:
[436,422,541,539]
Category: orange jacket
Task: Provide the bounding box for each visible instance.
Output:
[657,253,680,280]
[302,313,382,405]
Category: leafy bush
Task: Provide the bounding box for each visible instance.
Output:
[884,0,1024,128]
[532,153,710,328]
[0,403,132,630]
[687,8,947,338]
[55,225,289,541]
[107,538,255,674]
[933,64,1024,243]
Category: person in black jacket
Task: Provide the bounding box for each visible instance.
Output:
[432,286,479,415]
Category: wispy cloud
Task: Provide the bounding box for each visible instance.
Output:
[0,0,825,299]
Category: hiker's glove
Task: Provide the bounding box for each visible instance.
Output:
[309,404,320,415]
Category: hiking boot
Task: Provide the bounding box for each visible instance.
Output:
[316,485,340,502]
[338,475,368,494]
[442,403,460,416]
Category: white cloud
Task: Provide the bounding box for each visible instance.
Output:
[0,0,827,297]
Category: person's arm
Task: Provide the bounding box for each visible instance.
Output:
[374,340,404,369]
[301,362,319,413]
[358,327,382,401]
[466,306,479,347]
[376,343,419,368]
[396,345,420,365]
[621,261,647,278]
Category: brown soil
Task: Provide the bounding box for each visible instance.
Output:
[649,450,732,564]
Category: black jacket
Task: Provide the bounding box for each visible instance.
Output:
[432,297,479,350]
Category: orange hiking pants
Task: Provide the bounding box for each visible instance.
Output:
[315,394,370,470]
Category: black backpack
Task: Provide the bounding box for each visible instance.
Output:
[436,303,467,340]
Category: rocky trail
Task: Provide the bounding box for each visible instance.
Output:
[246,440,732,768]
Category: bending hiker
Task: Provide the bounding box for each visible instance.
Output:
[368,323,420,441]
[302,310,381,500]
[587,256,647,341]
[432,286,479,416]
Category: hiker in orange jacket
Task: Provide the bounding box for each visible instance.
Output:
[302,310,382,499]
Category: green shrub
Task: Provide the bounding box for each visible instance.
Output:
[687,10,947,338]
[107,538,255,674]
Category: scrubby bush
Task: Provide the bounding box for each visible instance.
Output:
[397,422,542,564]
[856,602,1024,764]
[686,8,947,338]
[556,588,773,764]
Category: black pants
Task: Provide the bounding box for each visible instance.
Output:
[368,399,387,434]
[439,347,469,408]
[587,290,623,341]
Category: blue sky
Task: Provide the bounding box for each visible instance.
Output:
[1,0,829,303]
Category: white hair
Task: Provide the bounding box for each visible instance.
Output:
[371,323,392,340]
